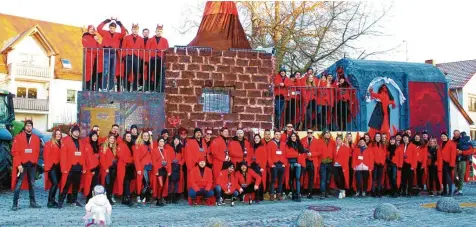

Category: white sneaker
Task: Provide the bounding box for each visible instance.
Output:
[338,191,343,199]
[111,197,116,203]
[343,190,346,198]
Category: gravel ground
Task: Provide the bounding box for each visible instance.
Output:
[1,180,475,227]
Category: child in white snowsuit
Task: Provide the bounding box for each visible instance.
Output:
[83,185,112,226]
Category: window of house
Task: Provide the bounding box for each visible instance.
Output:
[27,88,37,99]
[61,59,72,69]
[470,130,476,140]
[16,87,27,98]
[468,94,476,112]
[67,90,76,103]
[199,87,231,114]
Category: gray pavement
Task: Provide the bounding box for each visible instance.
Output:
[1,180,475,227]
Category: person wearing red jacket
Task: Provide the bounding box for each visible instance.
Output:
[371,133,385,197]
[185,128,210,179]
[426,137,440,196]
[44,129,62,208]
[438,132,456,196]
[317,130,335,199]
[209,127,231,180]
[167,136,185,204]
[412,133,427,196]
[215,163,239,207]
[300,129,319,199]
[229,129,252,168]
[58,124,86,208]
[385,136,399,197]
[396,134,417,197]
[100,134,118,204]
[83,131,100,203]
[352,138,374,197]
[303,75,319,129]
[121,23,144,91]
[285,132,305,202]
[152,138,168,206]
[82,25,103,91]
[335,75,354,131]
[250,134,267,201]
[284,73,301,128]
[274,68,288,129]
[97,18,126,91]
[116,132,135,206]
[109,124,123,145]
[133,131,153,205]
[267,131,287,201]
[236,161,262,204]
[11,120,42,211]
[145,24,169,92]
[188,156,214,205]
[333,135,350,199]
[344,132,356,196]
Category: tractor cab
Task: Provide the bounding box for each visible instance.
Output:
[0,90,15,140]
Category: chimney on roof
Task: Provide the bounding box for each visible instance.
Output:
[425,59,435,65]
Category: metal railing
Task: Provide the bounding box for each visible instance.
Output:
[12,64,50,79]
[82,48,166,92]
[273,86,361,131]
[13,97,49,111]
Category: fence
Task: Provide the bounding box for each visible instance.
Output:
[82,48,166,93]
[274,86,361,131]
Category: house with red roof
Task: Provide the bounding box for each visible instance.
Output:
[434,59,476,139]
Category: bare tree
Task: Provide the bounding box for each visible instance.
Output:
[179,1,395,72]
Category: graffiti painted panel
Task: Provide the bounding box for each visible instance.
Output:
[408,82,448,137]
[78,91,165,138]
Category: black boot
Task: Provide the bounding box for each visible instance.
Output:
[12,199,19,211]
[29,193,41,208]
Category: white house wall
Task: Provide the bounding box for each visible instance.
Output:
[8,36,49,66]
[48,79,82,129]
[449,99,470,134]
[462,73,476,127]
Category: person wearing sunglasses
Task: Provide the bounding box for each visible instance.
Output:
[204,128,214,148]
[300,129,319,199]
[281,124,295,142]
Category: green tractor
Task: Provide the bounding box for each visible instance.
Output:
[0,90,23,189]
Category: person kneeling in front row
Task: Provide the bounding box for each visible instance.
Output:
[215,163,239,207]
[188,157,214,205]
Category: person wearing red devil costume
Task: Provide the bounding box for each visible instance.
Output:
[145,24,169,92]
[303,74,319,129]
[236,161,262,204]
[133,131,154,205]
[11,120,42,211]
[285,132,306,202]
[116,131,135,206]
[97,18,126,91]
[83,131,100,203]
[185,128,210,184]
[386,136,399,197]
[167,136,185,204]
[284,73,301,128]
[109,124,123,144]
[300,129,319,199]
[44,128,62,208]
[204,128,214,149]
[352,138,374,197]
[333,135,350,199]
[371,133,385,197]
[396,134,417,197]
[215,163,239,207]
[152,138,169,206]
[100,134,118,204]
[335,74,357,131]
[438,132,456,196]
[317,130,335,199]
[188,156,214,205]
[273,68,288,130]
[267,131,287,201]
[229,129,252,168]
[412,133,427,196]
[209,127,231,180]
[58,124,86,208]
[368,84,396,137]
[250,134,267,201]
[121,23,144,91]
[82,25,103,91]
[426,137,440,196]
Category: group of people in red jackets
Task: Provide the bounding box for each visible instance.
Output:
[82,17,169,92]
[11,121,474,210]
[273,66,358,132]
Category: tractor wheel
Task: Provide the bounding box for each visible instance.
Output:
[0,141,12,190]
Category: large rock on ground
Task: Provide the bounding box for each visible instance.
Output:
[203,217,229,227]
[296,210,324,227]
[436,197,462,213]
[373,203,399,221]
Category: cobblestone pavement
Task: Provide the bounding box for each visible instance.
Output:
[1,181,475,227]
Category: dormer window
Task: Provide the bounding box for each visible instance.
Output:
[61,58,72,69]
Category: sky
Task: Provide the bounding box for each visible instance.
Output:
[1,0,476,65]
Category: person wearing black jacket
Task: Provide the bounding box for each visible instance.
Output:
[427,138,440,196]
[386,136,398,197]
